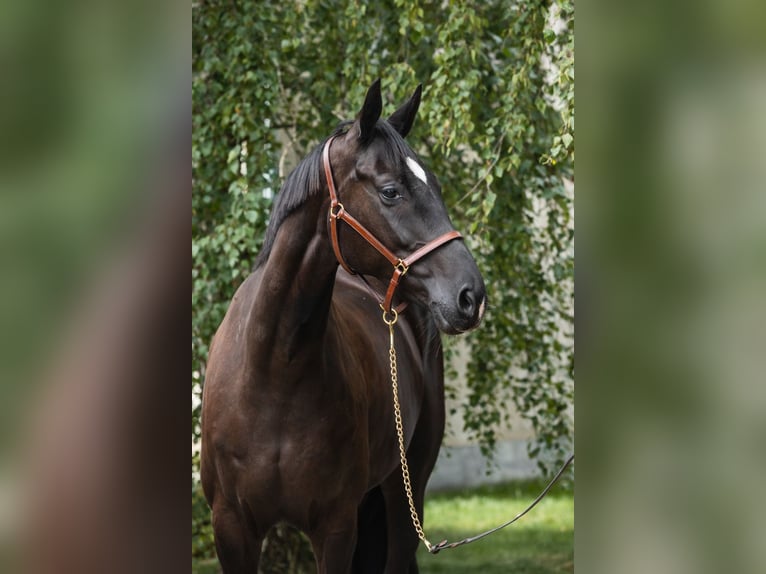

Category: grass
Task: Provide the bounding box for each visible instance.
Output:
[194,559,220,574]
[416,481,573,573]
[192,480,573,573]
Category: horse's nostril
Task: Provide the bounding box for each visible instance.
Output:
[457,286,476,317]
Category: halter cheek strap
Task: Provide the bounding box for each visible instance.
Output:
[322,136,462,313]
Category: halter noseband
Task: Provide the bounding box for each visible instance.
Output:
[322,135,462,314]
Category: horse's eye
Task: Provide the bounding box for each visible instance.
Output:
[380,187,400,201]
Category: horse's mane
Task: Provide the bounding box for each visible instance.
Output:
[254,119,416,269]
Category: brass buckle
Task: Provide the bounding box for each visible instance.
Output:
[395,259,409,276]
[329,202,345,219]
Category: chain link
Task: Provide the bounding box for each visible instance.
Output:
[387,318,433,552]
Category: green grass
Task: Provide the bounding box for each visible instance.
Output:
[192,480,573,573]
[194,559,221,574]
[417,481,573,573]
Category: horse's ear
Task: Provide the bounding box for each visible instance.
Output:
[357,79,383,145]
[388,84,422,138]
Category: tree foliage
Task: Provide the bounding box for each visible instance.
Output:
[193,0,573,563]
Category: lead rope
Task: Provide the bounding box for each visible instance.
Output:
[382,307,575,555]
[383,307,434,553]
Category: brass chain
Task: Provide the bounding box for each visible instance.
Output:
[383,308,433,552]
[380,308,571,556]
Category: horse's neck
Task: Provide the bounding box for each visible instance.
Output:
[247,197,337,367]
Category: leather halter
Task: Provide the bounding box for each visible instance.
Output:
[322,136,462,314]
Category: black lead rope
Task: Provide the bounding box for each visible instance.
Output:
[428,453,575,554]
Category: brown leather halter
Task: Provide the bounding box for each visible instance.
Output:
[322,135,462,314]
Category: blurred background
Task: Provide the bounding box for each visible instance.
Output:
[0,0,188,572]
[577,0,766,572]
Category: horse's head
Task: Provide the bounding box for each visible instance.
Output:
[326,80,486,334]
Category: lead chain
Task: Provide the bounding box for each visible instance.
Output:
[386,317,433,553]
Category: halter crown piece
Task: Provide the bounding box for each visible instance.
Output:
[322,136,462,314]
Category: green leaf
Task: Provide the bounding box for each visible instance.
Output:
[482,191,497,216]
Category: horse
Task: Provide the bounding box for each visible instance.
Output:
[200,79,486,573]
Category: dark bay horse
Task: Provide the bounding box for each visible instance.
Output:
[201,80,486,573]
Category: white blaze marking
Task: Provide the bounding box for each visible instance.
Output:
[406,156,428,185]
